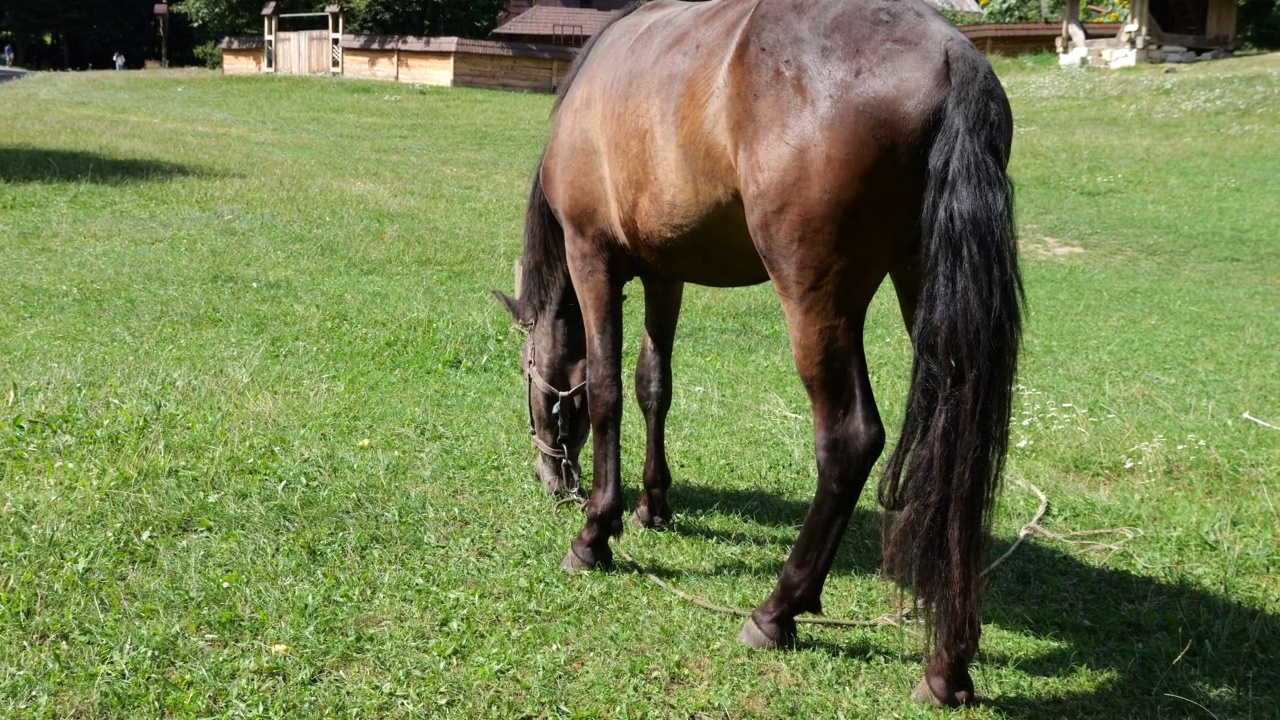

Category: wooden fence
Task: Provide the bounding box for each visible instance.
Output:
[276,30,331,76]
[221,25,1125,90]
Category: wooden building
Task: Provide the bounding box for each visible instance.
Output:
[339,36,575,92]
[220,37,266,75]
[1059,0,1238,67]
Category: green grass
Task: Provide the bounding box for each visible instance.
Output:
[1,55,1277,718]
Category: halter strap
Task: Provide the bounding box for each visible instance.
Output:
[524,357,587,494]
[527,360,586,402]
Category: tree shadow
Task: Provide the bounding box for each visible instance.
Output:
[649,479,1278,716]
[978,541,1277,718]
[0,147,207,185]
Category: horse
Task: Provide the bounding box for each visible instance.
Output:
[493,0,1022,706]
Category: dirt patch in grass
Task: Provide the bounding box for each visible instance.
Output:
[1026,236,1086,258]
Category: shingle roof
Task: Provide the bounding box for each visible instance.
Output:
[491,6,617,39]
[219,36,265,49]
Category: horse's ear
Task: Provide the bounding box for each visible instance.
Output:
[492,290,530,328]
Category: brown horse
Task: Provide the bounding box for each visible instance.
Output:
[494,0,1022,706]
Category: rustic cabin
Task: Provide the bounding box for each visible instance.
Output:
[220,36,266,75]
[340,35,575,91]
[1059,0,1238,67]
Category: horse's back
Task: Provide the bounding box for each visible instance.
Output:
[542,0,979,285]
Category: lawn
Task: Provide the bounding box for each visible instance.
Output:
[0,53,1277,718]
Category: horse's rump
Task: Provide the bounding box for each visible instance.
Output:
[543,0,966,286]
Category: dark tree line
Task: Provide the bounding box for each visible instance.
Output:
[0,0,193,69]
[344,0,506,37]
[0,0,507,70]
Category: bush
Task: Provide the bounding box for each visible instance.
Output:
[979,0,1066,23]
[194,41,221,70]
[975,0,1133,23]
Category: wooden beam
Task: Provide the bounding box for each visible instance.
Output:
[1062,0,1082,48]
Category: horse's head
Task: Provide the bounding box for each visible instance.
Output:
[494,287,589,496]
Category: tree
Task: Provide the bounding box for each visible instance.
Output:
[173,0,310,39]
[344,0,505,37]
[1238,0,1280,49]
[0,0,166,69]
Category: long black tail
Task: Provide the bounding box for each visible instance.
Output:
[878,44,1023,669]
[513,156,568,320]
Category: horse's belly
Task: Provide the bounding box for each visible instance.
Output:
[625,199,768,288]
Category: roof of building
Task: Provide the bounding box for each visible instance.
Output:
[491,6,618,38]
[219,36,265,49]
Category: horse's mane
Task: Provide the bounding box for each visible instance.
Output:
[551,2,646,115]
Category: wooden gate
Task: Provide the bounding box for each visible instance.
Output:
[275,30,330,75]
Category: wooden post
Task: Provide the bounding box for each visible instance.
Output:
[262,2,278,73]
[326,5,342,74]
[1061,0,1082,50]
[1130,0,1150,48]
[154,4,169,68]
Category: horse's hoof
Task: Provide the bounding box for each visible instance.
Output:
[630,506,669,530]
[736,616,796,650]
[912,677,973,708]
[561,550,594,572]
[560,544,612,573]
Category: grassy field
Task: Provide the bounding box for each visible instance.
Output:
[1,53,1277,718]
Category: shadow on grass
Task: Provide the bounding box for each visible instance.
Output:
[0,147,205,184]
[979,543,1277,718]
[664,481,883,575]
[652,480,1278,717]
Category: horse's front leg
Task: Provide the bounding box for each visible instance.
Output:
[561,236,626,571]
[632,277,683,530]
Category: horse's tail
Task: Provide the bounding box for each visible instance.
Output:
[878,44,1023,669]
[512,155,567,317]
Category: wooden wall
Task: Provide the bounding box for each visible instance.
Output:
[223,49,264,75]
[453,53,565,93]
[343,49,399,81]
[962,22,1123,56]
[222,41,570,93]
[399,52,455,86]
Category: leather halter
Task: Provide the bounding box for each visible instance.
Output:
[525,355,586,492]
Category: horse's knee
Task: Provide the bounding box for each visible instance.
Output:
[850,414,885,461]
[815,412,884,490]
[818,411,884,461]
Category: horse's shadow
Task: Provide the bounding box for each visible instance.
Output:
[652,480,1279,717]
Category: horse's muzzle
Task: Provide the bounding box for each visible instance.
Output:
[534,450,582,496]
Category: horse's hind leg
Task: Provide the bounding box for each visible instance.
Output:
[738,279,885,648]
[632,277,684,529]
